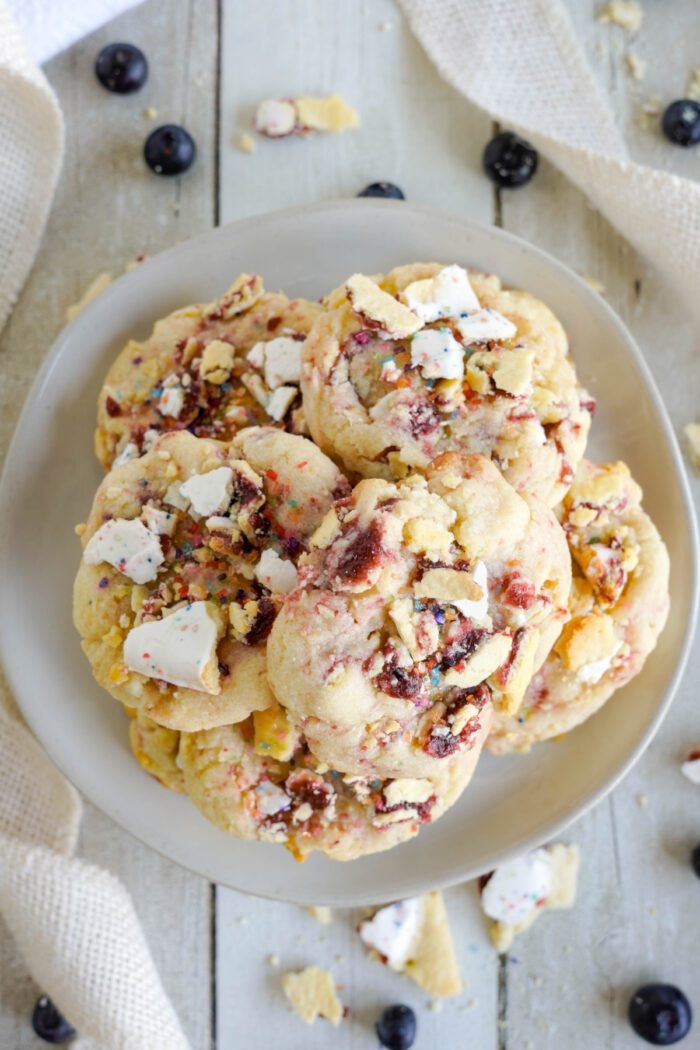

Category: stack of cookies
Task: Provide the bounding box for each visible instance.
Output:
[73,263,670,862]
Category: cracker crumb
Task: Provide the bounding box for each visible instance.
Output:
[684,423,700,472]
[268,954,280,967]
[625,52,646,81]
[636,94,662,130]
[143,106,158,120]
[597,0,643,32]
[282,966,343,1026]
[66,272,113,321]
[687,68,700,102]
[427,1000,443,1012]
[238,132,257,154]
[307,905,333,925]
[582,274,605,294]
[74,522,86,536]
[636,793,649,809]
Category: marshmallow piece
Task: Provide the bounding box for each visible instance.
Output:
[254,548,298,594]
[158,374,185,418]
[410,328,464,381]
[141,505,177,536]
[112,442,139,468]
[266,385,298,421]
[263,336,302,388]
[124,600,223,693]
[84,518,164,584]
[180,467,233,517]
[481,849,553,925]
[255,98,296,137]
[359,898,423,970]
[346,274,423,338]
[456,308,517,344]
[402,264,480,322]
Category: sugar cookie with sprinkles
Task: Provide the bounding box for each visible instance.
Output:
[488,460,670,754]
[129,709,184,792]
[74,427,349,731]
[266,452,571,779]
[301,262,593,505]
[177,707,475,861]
[95,273,321,469]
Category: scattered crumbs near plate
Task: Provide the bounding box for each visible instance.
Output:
[282,966,343,1026]
[143,106,158,120]
[581,273,605,294]
[379,20,393,31]
[306,905,333,925]
[460,998,478,1011]
[335,954,345,964]
[596,0,643,32]
[563,944,573,954]
[427,999,443,1013]
[636,793,649,809]
[237,915,250,926]
[687,68,700,102]
[636,95,663,131]
[531,975,544,989]
[268,954,280,968]
[66,272,113,321]
[624,52,646,82]
[684,423,700,473]
[238,132,257,154]
[647,904,658,916]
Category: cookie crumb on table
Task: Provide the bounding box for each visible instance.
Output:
[624,52,646,82]
[684,423,700,472]
[143,106,158,120]
[597,0,643,32]
[282,966,343,1026]
[687,68,700,102]
[238,132,257,154]
[636,95,663,131]
[306,905,333,924]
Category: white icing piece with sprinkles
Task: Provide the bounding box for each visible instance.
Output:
[112,442,139,468]
[403,264,480,322]
[255,98,297,137]
[456,308,517,344]
[263,336,302,389]
[158,374,185,419]
[124,600,222,693]
[141,504,177,536]
[84,518,164,584]
[359,898,423,970]
[451,560,489,620]
[255,780,292,816]
[266,385,298,422]
[255,548,298,594]
[410,328,464,381]
[180,467,233,517]
[481,849,553,925]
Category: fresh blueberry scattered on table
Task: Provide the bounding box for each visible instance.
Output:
[95,43,148,94]
[661,100,700,148]
[31,996,76,1044]
[628,984,692,1045]
[144,125,197,176]
[376,1003,417,1050]
[691,844,700,878]
[482,130,538,188]
[358,182,405,199]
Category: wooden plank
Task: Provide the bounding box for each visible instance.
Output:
[498,2,700,1047]
[0,1,218,1046]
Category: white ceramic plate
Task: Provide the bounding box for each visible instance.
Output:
[1,200,697,906]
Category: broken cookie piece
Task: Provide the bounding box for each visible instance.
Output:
[255,94,359,138]
[282,966,343,1025]
[359,891,462,998]
[479,843,580,952]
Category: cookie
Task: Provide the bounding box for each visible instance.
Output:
[301,263,593,505]
[128,709,184,792]
[74,427,349,730]
[488,461,670,754]
[95,273,321,469]
[266,453,571,779]
[178,706,474,862]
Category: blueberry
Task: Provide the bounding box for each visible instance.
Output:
[483,131,538,189]
[691,844,700,877]
[31,996,76,1044]
[376,1004,417,1050]
[95,43,148,94]
[358,182,405,200]
[661,100,700,148]
[144,125,196,176]
[629,984,692,1045]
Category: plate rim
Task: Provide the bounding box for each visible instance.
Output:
[1,198,697,905]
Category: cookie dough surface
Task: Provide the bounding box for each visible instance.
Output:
[95,273,321,470]
[301,263,593,505]
[267,453,570,779]
[74,428,348,731]
[129,709,184,792]
[488,460,670,754]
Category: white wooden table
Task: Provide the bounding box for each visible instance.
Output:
[1,1,699,1047]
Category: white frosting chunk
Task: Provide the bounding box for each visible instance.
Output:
[359,898,423,970]
[112,442,139,468]
[255,780,292,816]
[180,467,233,517]
[164,481,190,512]
[124,600,222,693]
[141,505,177,536]
[255,98,297,137]
[254,549,298,594]
[403,264,480,322]
[84,518,164,584]
[266,385,298,421]
[380,357,402,383]
[410,328,464,380]
[456,308,517,344]
[452,560,489,620]
[158,375,185,419]
[681,756,700,784]
[262,337,302,388]
[246,342,266,368]
[481,849,553,925]
[578,640,622,684]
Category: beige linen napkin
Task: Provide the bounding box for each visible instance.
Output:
[397,0,700,323]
